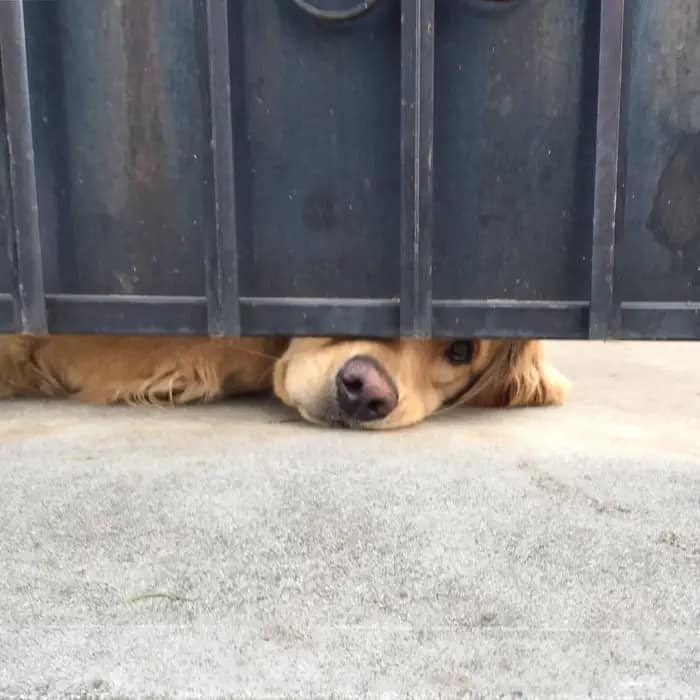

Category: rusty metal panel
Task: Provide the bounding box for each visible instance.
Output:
[230,0,401,300]
[615,0,700,338]
[618,2,700,319]
[433,0,598,304]
[23,0,211,298]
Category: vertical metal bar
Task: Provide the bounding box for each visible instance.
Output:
[400,0,435,337]
[0,0,47,334]
[588,0,625,339]
[204,0,240,336]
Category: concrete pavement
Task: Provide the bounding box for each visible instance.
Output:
[0,341,698,698]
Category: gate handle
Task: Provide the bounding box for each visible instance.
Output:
[290,0,382,22]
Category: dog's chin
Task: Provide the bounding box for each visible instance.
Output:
[295,397,382,431]
[296,404,361,430]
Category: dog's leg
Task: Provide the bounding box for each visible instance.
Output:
[0,335,288,405]
[75,359,222,406]
[0,335,69,398]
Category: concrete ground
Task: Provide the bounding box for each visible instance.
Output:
[0,341,698,698]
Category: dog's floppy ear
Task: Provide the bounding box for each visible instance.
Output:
[463,340,569,408]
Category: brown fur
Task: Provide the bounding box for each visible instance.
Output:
[0,334,568,429]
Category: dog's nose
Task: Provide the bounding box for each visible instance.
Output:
[335,355,398,422]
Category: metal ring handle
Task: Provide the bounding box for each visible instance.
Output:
[289,0,382,22]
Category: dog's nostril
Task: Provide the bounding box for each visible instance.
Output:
[335,355,398,422]
[367,399,384,417]
[343,377,363,395]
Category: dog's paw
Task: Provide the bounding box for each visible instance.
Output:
[77,364,221,406]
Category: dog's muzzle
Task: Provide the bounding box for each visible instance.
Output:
[335,355,398,422]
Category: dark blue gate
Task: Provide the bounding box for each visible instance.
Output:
[1,0,699,338]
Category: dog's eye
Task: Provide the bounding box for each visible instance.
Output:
[445,340,474,365]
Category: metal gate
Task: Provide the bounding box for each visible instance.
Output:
[1,0,699,339]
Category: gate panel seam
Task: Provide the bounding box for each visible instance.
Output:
[400,0,434,337]
[0,0,47,334]
[204,0,241,336]
[588,0,625,339]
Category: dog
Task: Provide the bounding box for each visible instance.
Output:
[0,335,568,429]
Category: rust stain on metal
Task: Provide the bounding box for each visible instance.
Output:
[121,0,165,184]
[648,134,700,258]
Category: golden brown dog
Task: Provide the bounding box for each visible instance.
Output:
[0,335,568,429]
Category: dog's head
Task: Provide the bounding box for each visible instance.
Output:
[273,338,569,429]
